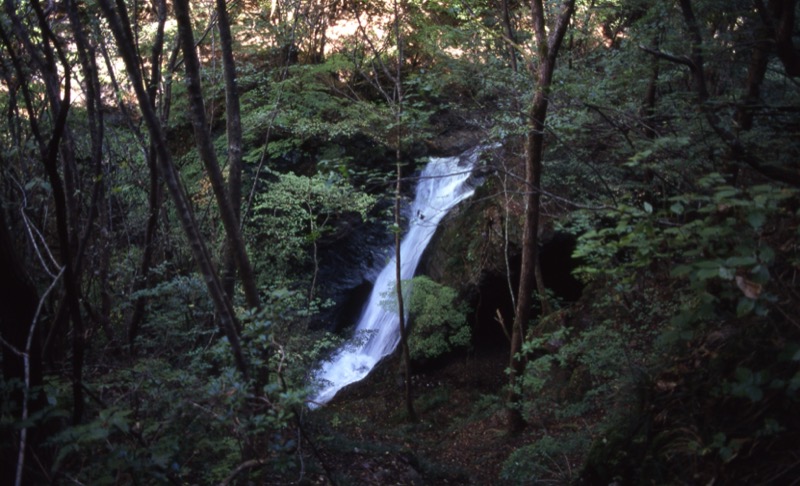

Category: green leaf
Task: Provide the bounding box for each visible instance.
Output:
[737,297,755,317]
[695,267,720,280]
[670,264,693,277]
[732,367,765,402]
[718,267,735,280]
[725,256,757,267]
[758,245,775,264]
[747,210,766,230]
[643,202,653,214]
[53,443,79,471]
[750,264,771,284]
[715,186,740,199]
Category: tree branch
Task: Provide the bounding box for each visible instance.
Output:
[218,459,268,486]
[638,44,694,69]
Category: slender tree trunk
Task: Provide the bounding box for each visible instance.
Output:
[128,0,167,355]
[97,0,250,380]
[767,0,800,77]
[0,207,46,484]
[25,0,87,424]
[128,143,163,355]
[674,0,800,188]
[66,0,111,352]
[507,0,574,434]
[173,0,260,312]
[5,0,89,393]
[392,0,415,421]
[65,0,104,274]
[501,0,518,72]
[642,34,660,140]
[394,155,415,421]
[677,0,709,100]
[39,85,85,424]
[736,15,771,132]
[24,0,83,257]
[215,0,247,302]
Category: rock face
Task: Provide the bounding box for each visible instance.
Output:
[418,174,519,349]
[417,153,584,349]
[313,214,394,332]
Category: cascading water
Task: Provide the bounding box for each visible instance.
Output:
[309,148,483,407]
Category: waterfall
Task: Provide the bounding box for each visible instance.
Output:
[309,147,483,407]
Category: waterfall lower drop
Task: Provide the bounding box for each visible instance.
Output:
[309,148,483,407]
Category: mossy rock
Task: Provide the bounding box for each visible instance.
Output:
[420,178,517,295]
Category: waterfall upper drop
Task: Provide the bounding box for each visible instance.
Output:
[310,148,483,407]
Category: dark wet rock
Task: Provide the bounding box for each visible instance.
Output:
[313,216,394,331]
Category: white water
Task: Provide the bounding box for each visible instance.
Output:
[309,149,482,407]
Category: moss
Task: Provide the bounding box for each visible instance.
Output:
[421,178,517,294]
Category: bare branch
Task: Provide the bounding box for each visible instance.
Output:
[218,458,268,486]
[638,44,694,69]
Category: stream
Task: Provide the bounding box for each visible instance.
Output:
[309,147,483,407]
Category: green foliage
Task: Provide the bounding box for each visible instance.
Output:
[382,276,471,361]
[237,48,437,171]
[44,305,318,484]
[575,176,797,341]
[571,171,799,483]
[407,276,471,360]
[517,312,654,425]
[251,169,375,280]
[3,0,800,482]
[244,294,345,388]
[254,60,393,145]
[415,386,451,413]
[0,378,68,477]
[468,393,505,421]
[123,269,216,358]
[501,431,590,485]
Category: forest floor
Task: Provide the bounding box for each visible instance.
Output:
[303,347,541,485]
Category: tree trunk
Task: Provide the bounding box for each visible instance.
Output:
[66,0,111,351]
[501,0,518,72]
[128,144,163,355]
[24,0,87,424]
[215,0,247,302]
[393,0,415,422]
[97,0,250,380]
[736,13,771,132]
[127,0,167,355]
[2,0,89,389]
[767,0,800,77]
[676,0,800,188]
[173,0,260,312]
[642,34,660,140]
[0,207,46,484]
[507,0,575,434]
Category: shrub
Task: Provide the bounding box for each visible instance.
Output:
[501,431,590,485]
[406,276,471,361]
